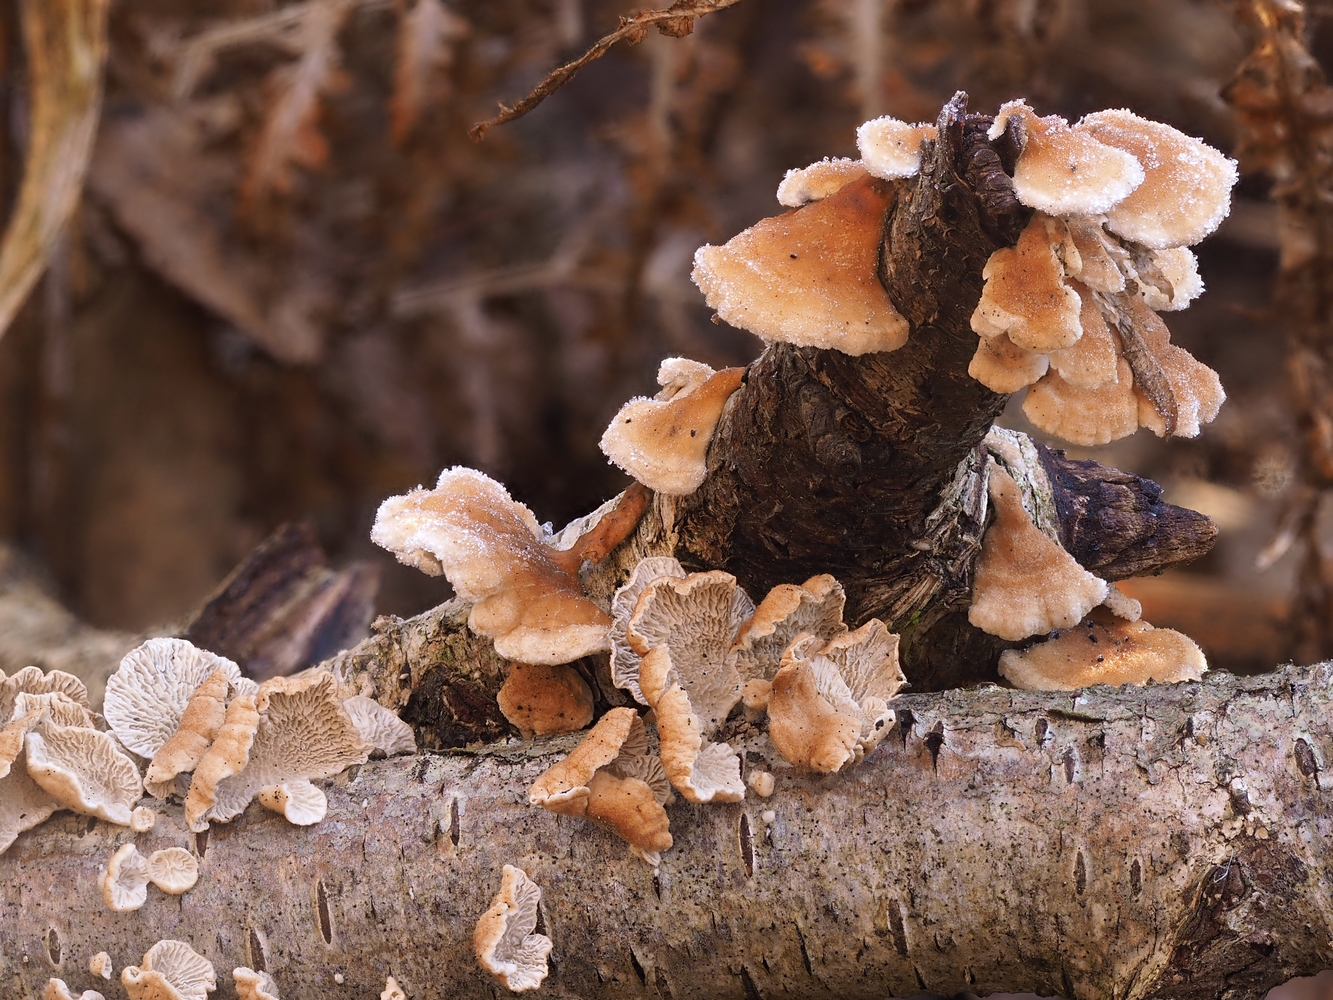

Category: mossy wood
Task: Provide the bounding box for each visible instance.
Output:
[1,663,1330,1000]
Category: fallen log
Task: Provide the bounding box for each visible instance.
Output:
[2,662,1329,999]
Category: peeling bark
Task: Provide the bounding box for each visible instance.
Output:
[2,663,1330,1000]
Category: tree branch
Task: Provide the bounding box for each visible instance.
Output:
[3,662,1330,999]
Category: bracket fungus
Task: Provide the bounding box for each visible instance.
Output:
[640,646,746,804]
[183,692,258,832]
[598,359,745,495]
[528,709,642,816]
[692,174,909,356]
[341,695,417,756]
[146,846,200,894]
[968,466,1108,641]
[609,557,688,705]
[255,779,328,825]
[990,100,1145,216]
[529,707,672,863]
[90,953,113,980]
[625,568,755,731]
[186,672,367,831]
[856,115,937,180]
[767,621,906,773]
[11,691,97,730]
[121,939,216,1000]
[25,720,143,825]
[1076,108,1239,249]
[0,666,90,725]
[730,574,848,684]
[495,664,594,739]
[144,667,231,799]
[775,156,868,207]
[233,967,281,1000]
[971,214,1083,353]
[104,639,244,761]
[100,843,150,913]
[474,865,554,993]
[967,102,1234,447]
[371,467,611,664]
[999,612,1207,691]
[0,714,60,855]
[44,981,104,1000]
[131,805,157,832]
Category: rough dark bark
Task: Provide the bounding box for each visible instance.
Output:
[4,662,1330,1000]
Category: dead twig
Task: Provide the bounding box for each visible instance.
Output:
[468,0,746,140]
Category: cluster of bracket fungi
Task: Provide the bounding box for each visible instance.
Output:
[366,96,1238,994]
[1,638,415,999]
[3,97,1237,997]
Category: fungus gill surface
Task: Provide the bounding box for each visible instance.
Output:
[103,639,243,760]
[101,843,150,912]
[121,939,216,1000]
[147,846,200,894]
[474,865,554,993]
[766,621,906,773]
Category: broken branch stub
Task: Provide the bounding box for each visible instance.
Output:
[666,93,1216,689]
[0,0,110,341]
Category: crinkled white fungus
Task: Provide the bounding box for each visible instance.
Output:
[100,843,149,913]
[474,866,554,993]
[147,846,200,894]
[104,639,243,760]
[122,939,216,1000]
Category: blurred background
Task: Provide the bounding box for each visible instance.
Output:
[2,3,1332,996]
[0,0,1319,673]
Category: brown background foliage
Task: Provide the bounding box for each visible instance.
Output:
[0,0,1315,674]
